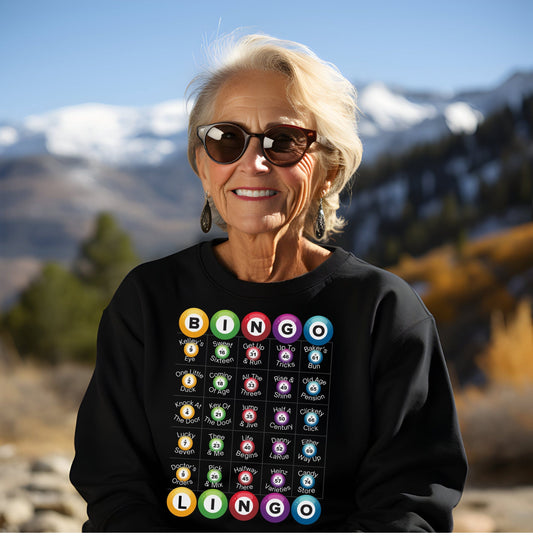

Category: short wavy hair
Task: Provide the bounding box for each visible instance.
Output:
[187,33,363,241]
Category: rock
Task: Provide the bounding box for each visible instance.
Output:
[21,510,82,533]
[30,454,72,476]
[454,509,497,532]
[24,470,72,493]
[0,495,34,529]
[0,444,16,459]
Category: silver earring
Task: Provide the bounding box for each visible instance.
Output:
[200,195,212,233]
[315,198,326,239]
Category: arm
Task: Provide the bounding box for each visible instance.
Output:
[349,315,467,532]
[70,275,170,531]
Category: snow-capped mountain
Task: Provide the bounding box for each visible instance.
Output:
[1,71,532,310]
[1,71,532,166]
[357,71,533,160]
[0,100,190,166]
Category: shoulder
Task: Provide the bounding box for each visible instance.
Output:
[335,250,429,311]
[109,242,203,306]
[330,249,433,334]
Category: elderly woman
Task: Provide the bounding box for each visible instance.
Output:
[71,34,467,532]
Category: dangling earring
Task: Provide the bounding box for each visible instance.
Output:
[200,194,212,233]
[315,198,326,239]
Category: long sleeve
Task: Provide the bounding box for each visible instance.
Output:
[70,275,170,531]
[346,313,467,532]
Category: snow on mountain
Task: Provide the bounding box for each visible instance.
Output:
[0,100,189,166]
[358,82,438,133]
[1,71,532,167]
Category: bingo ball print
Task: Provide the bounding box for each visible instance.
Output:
[171,308,333,525]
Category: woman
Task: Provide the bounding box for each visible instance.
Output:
[71,34,467,532]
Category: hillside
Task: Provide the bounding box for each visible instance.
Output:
[389,222,533,382]
[1,72,532,311]
[343,92,533,266]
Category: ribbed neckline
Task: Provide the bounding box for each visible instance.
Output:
[198,239,351,300]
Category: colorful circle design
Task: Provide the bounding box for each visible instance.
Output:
[307,349,323,365]
[207,468,222,484]
[241,312,271,341]
[260,493,290,523]
[272,314,302,344]
[276,379,291,395]
[177,435,193,451]
[167,487,196,517]
[198,489,228,519]
[304,412,319,427]
[245,346,261,361]
[229,491,259,521]
[272,441,288,456]
[306,381,321,396]
[211,406,226,421]
[181,373,197,389]
[291,495,321,525]
[212,375,228,391]
[179,308,209,338]
[302,443,317,458]
[240,440,255,454]
[242,408,257,424]
[270,473,286,488]
[184,342,199,357]
[175,467,191,482]
[274,411,290,426]
[244,377,259,393]
[209,438,224,453]
[300,474,316,489]
[210,310,240,340]
[238,470,254,486]
[179,404,195,420]
[303,316,333,346]
[215,344,230,359]
[278,348,293,363]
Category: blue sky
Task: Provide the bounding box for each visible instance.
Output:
[1,0,532,121]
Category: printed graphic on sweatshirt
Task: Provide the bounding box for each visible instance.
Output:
[168,309,333,526]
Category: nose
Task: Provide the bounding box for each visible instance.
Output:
[240,137,271,173]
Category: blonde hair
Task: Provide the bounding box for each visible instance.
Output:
[187,33,363,241]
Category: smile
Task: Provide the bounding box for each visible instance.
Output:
[233,189,278,198]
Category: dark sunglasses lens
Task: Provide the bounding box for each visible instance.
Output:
[205,124,246,163]
[264,126,310,165]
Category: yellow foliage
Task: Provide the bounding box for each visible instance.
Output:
[390,222,533,325]
[477,300,533,388]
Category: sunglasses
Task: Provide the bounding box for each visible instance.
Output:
[197,122,317,167]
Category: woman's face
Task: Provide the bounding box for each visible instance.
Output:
[196,70,322,239]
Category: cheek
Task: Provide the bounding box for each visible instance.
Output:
[291,155,317,199]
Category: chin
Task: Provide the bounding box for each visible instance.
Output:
[228,217,287,237]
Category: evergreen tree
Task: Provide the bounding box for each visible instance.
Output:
[2,212,141,363]
[74,212,140,300]
[3,263,101,362]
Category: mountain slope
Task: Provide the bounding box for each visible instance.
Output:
[2,72,532,166]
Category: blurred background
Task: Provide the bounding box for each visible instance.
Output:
[1,0,532,532]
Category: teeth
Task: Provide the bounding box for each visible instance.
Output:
[235,189,277,198]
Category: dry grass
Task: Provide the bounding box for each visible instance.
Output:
[476,299,533,388]
[454,298,533,486]
[0,358,92,457]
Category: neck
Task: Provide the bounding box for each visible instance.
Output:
[214,229,330,283]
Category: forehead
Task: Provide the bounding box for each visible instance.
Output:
[212,70,309,126]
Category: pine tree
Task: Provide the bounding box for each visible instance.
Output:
[3,263,101,362]
[74,212,140,300]
[2,212,141,363]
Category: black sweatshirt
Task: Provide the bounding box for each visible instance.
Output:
[70,240,467,532]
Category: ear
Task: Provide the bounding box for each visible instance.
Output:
[315,165,337,199]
